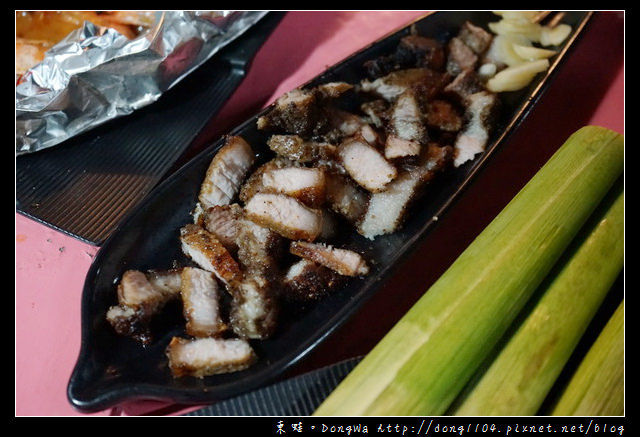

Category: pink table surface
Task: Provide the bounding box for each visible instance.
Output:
[15,11,624,417]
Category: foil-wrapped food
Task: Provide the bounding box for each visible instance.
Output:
[15,10,269,155]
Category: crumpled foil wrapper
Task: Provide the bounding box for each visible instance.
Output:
[16,10,269,155]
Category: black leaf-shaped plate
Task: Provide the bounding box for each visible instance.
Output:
[68,11,594,413]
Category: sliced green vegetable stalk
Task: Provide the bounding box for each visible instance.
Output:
[550,300,625,416]
[313,126,623,416]
[452,181,624,416]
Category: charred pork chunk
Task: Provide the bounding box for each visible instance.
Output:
[384,88,429,160]
[364,34,446,78]
[358,144,453,239]
[201,203,243,254]
[106,268,182,344]
[256,82,353,137]
[198,136,255,211]
[359,67,450,102]
[281,258,345,301]
[180,224,243,286]
[443,69,485,104]
[227,275,279,340]
[424,99,464,133]
[289,241,369,277]
[166,336,256,378]
[324,172,369,225]
[453,91,500,167]
[235,216,286,282]
[244,192,323,241]
[457,20,493,56]
[267,134,338,164]
[180,267,227,338]
[261,166,326,208]
[339,136,397,192]
[446,36,479,76]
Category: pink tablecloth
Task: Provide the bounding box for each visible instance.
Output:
[15,11,624,416]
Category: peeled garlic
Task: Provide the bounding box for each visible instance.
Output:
[486,59,550,92]
[512,43,557,61]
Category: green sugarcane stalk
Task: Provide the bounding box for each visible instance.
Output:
[550,301,625,416]
[452,182,623,416]
[313,126,624,416]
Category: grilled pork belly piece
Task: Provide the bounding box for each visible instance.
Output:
[446,36,479,76]
[358,144,453,239]
[339,136,397,192]
[267,134,338,164]
[261,166,326,208]
[106,268,182,344]
[180,267,227,338]
[457,20,493,56]
[235,217,286,282]
[443,69,485,105]
[180,224,243,285]
[425,99,464,133]
[201,203,243,254]
[324,172,369,225]
[244,192,323,241]
[453,91,500,167]
[359,67,450,102]
[290,241,369,277]
[227,275,279,340]
[364,34,446,78]
[198,136,255,210]
[384,88,429,160]
[281,258,345,301]
[256,82,353,137]
[166,336,256,378]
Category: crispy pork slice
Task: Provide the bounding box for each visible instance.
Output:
[244,192,323,241]
[384,88,428,159]
[324,172,369,225]
[180,267,227,338]
[267,134,338,164]
[145,269,183,298]
[359,67,450,102]
[227,275,279,340]
[358,144,453,239]
[262,166,326,208]
[166,336,257,378]
[457,20,493,56]
[180,224,243,285]
[235,217,286,281]
[107,268,182,344]
[443,69,485,105]
[256,82,353,137]
[425,99,464,133]
[446,36,479,76]
[290,241,369,277]
[453,91,500,167]
[339,137,397,192]
[360,99,389,129]
[363,34,446,78]
[201,203,243,254]
[198,136,255,210]
[281,258,345,301]
[238,158,289,204]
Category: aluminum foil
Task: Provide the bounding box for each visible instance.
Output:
[15,11,269,155]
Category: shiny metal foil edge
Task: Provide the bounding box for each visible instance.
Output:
[15,10,269,155]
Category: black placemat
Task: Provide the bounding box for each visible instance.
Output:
[184,356,362,416]
[16,12,285,246]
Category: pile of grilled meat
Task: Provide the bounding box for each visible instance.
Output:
[106,20,501,378]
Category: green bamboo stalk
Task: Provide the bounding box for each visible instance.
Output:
[313,126,624,416]
[550,301,624,416]
[452,183,623,416]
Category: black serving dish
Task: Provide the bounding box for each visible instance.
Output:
[68,11,594,412]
